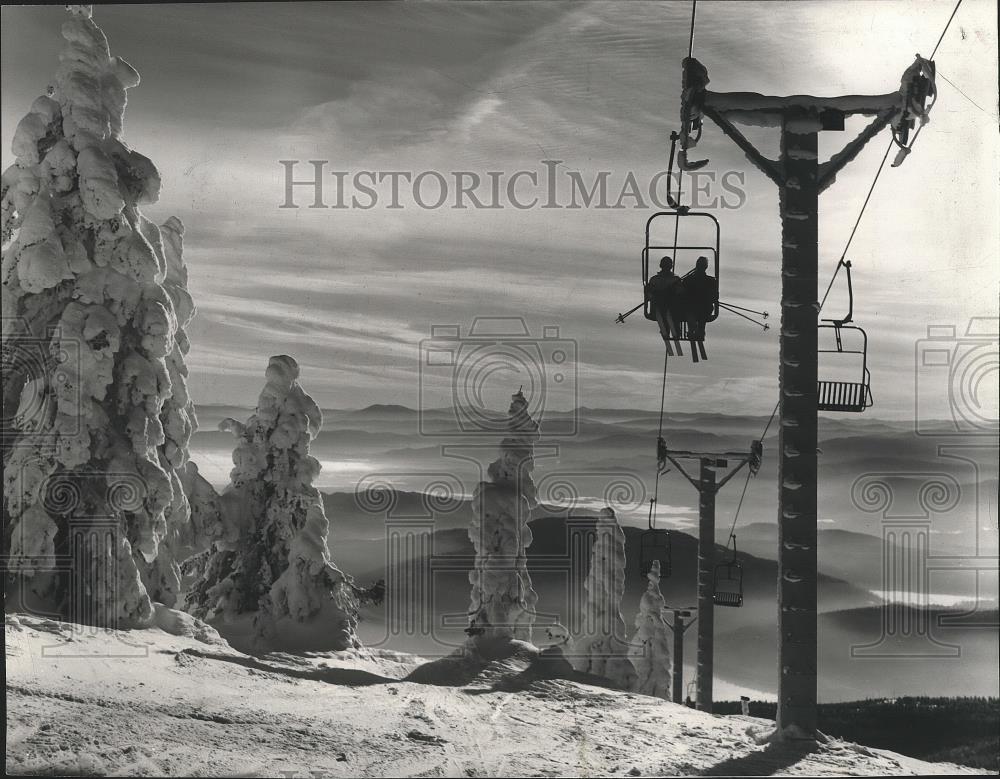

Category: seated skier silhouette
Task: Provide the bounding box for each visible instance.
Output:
[682,255,718,362]
[645,256,685,357]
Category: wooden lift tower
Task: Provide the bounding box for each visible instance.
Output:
[677,54,936,738]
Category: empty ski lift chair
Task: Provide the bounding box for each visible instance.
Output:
[713,535,743,608]
[818,323,873,412]
[640,524,672,579]
[642,209,720,343]
[641,497,672,579]
[817,260,874,413]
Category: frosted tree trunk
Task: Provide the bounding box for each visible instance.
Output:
[571,507,636,689]
[185,355,360,652]
[2,6,195,626]
[628,559,672,699]
[467,390,539,644]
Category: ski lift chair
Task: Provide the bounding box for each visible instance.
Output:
[817,260,874,413]
[713,535,744,608]
[818,322,874,412]
[641,497,673,579]
[640,526,672,579]
[642,210,721,342]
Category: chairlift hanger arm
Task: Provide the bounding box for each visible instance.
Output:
[843,260,854,323]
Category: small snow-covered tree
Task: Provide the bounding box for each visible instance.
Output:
[571,507,637,689]
[2,6,196,626]
[628,559,672,699]
[185,355,360,652]
[467,389,539,644]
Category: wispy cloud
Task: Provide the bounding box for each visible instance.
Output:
[2,1,996,417]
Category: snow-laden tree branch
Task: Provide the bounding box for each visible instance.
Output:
[2,6,197,626]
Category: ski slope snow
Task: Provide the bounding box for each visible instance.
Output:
[5,612,986,777]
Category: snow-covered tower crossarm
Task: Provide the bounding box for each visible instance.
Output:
[679,54,937,185]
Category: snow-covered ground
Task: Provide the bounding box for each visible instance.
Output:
[5,612,986,777]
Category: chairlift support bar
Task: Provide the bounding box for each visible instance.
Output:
[824,259,855,326]
[818,261,873,412]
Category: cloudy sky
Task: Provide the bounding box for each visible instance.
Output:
[2,1,997,420]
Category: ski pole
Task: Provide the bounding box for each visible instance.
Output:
[616,302,645,324]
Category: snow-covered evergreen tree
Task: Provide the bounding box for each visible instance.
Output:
[571,507,636,689]
[184,355,360,652]
[2,6,196,626]
[628,559,672,699]
[467,389,539,644]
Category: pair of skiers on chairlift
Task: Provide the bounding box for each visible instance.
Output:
[645,254,718,362]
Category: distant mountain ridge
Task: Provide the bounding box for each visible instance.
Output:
[333,507,997,700]
[194,401,930,428]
